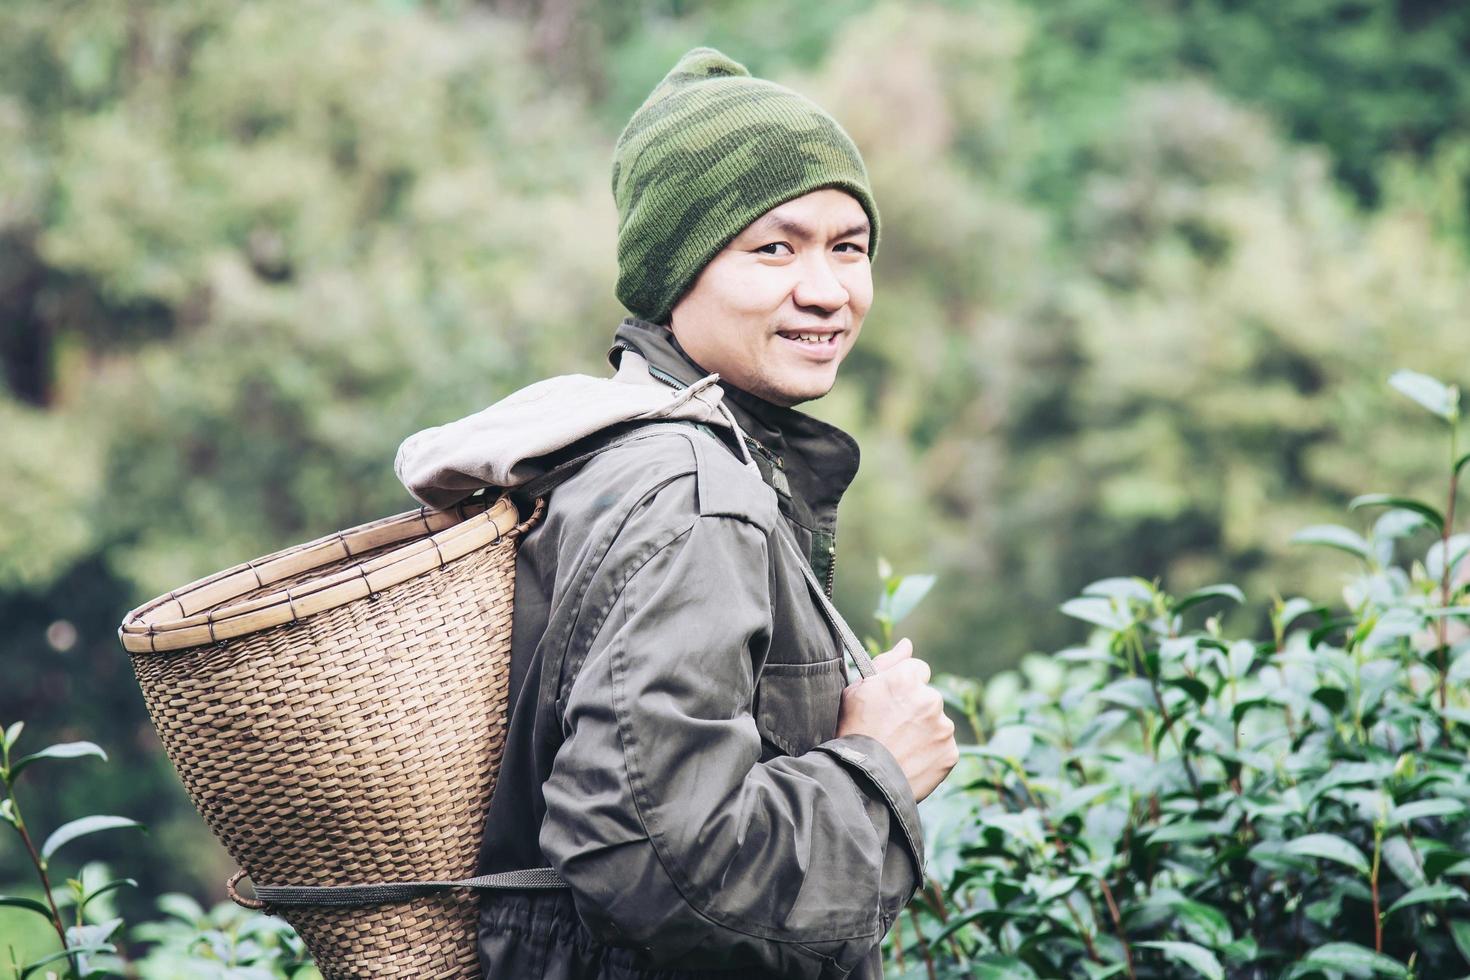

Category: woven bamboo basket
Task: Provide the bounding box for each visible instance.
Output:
[116,490,539,979]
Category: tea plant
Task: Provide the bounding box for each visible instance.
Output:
[885,370,1470,979]
[127,892,314,980]
[0,724,316,979]
[1,723,143,979]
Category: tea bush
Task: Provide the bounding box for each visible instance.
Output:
[885,370,1470,978]
[0,724,317,979]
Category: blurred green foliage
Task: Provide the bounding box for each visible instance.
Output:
[2,0,1468,922]
[1,719,321,978]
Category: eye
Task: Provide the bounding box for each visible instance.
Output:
[755,242,793,256]
[835,242,867,254]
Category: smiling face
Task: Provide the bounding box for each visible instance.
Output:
[666,188,874,408]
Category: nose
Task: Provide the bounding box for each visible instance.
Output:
[791,252,849,314]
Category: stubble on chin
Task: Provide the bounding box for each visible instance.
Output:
[750,369,835,408]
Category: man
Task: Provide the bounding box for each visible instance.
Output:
[400,46,957,979]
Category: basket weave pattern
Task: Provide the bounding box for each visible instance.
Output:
[127,516,519,978]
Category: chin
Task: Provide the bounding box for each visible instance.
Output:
[769,377,835,407]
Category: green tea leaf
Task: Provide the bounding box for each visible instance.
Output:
[1135,940,1223,980]
[1362,608,1424,652]
[1372,508,1431,541]
[1290,525,1372,560]
[1082,577,1155,602]
[1246,840,1317,875]
[1034,875,1081,901]
[1173,583,1245,615]
[1452,920,1470,965]
[1231,698,1274,725]
[1078,965,1129,980]
[1056,645,1113,665]
[1389,369,1459,421]
[1388,798,1466,827]
[41,815,145,862]
[21,944,116,980]
[926,906,988,948]
[2,721,22,752]
[1426,534,1470,581]
[1385,883,1467,917]
[1349,494,1444,532]
[1289,941,1409,977]
[984,725,1034,761]
[1380,837,1427,889]
[155,892,205,923]
[1054,783,1111,819]
[1309,617,1356,647]
[969,954,1040,980]
[1168,676,1211,705]
[1278,597,1318,631]
[80,877,137,913]
[1425,849,1470,879]
[1099,677,1157,712]
[1060,596,1133,632]
[1173,899,1233,947]
[1226,639,1256,679]
[0,895,54,919]
[1280,833,1371,875]
[1148,820,1221,845]
[880,574,936,627]
[9,741,107,780]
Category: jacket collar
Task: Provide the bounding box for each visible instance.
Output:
[607,316,860,531]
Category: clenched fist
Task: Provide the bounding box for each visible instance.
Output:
[835,638,958,802]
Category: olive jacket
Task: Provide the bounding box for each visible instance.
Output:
[396,316,926,978]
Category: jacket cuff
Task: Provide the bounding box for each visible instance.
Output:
[813,733,926,883]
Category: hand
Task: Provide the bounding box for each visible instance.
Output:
[835,638,958,802]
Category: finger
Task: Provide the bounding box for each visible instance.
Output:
[895,656,930,686]
[872,637,913,672]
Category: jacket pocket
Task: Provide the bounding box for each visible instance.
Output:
[753,656,846,757]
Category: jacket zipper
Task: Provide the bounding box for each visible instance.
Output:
[615,339,687,393]
[824,527,837,598]
[646,362,688,392]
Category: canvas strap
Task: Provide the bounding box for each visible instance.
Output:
[234,422,875,911]
[243,868,567,908]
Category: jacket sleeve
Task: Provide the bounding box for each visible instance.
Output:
[538,489,925,978]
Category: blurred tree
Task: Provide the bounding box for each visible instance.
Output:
[1015,0,1470,227]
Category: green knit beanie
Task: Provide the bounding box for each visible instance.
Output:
[612,46,881,326]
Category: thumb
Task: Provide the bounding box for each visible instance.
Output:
[872,637,913,673]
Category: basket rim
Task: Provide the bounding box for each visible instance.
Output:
[126,500,505,631]
[117,492,536,654]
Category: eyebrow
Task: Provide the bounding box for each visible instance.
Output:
[746,214,870,244]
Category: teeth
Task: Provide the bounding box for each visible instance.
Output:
[781,332,829,344]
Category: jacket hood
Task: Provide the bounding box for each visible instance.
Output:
[393,345,748,510]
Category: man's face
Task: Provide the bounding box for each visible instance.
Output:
[667,188,873,408]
